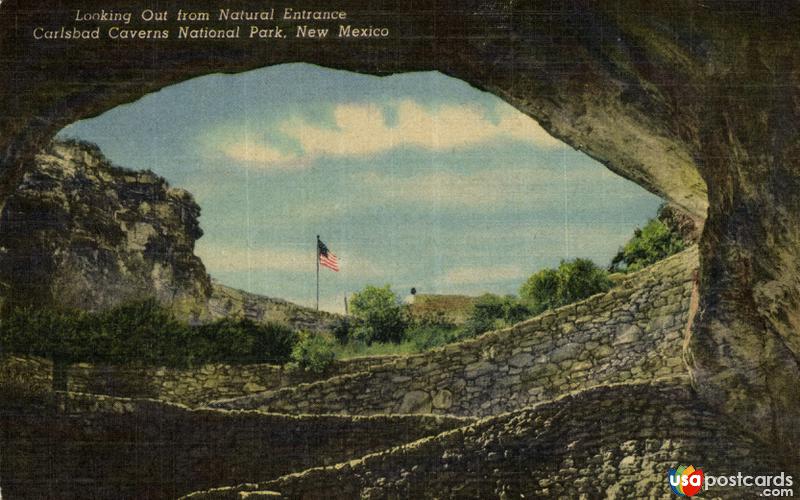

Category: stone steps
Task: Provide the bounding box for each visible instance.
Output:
[185,379,784,499]
[0,392,473,499]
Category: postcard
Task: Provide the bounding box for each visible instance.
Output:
[0,1,797,498]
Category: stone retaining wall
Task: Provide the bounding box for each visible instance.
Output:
[0,355,53,407]
[0,354,400,407]
[193,380,784,499]
[65,355,400,406]
[0,391,471,500]
[211,247,698,417]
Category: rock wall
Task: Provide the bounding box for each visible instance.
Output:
[0,391,471,500]
[407,294,478,326]
[66,355,402,406]
[211,247,697,417]
[193,381,785,499]
[0,355,53,407]
[0,140,211,316]
[0,354,401,407]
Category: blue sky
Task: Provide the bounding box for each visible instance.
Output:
[58,63,661,312]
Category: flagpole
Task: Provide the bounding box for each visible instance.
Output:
[316,235,320,311]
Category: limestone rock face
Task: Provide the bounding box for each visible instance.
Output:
[0,140,211,316]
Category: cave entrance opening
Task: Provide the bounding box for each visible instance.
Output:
[40,63,665,316]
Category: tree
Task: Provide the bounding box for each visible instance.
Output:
[519,268,559,313]
[557,258,613,304]
[520,258,612,313]
[609,218,685,273]
[349,285,408,344]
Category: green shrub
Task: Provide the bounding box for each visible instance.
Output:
[518,268,559,313]
[404,324,461,351]
[349,285,408,344]
[331,316,353,344]
[520,258,612,314]
[248,321,297,364]
[194,318,297,365]
[95,299,191,366]
[609,211,685,273]
[0,306,96,364]
[0,300,298,367]
[462,294,532,337]
[291,332,336,374]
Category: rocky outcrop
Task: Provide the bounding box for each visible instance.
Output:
[0,140,211,316]
[407,294,478,326]
[0,140,339,329]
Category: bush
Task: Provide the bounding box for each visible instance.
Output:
[518,268,559,313]
[249,321,297,364]
[349,285,408,344]
[0,300,299,367]
[94,299,191,366]
[3,300,201,366]
[193,318,297,365]
[331,316,353,344]
[291,332,336,374]
[462,294,532,337]
[404,324,461,351]
[520,258,612,314]
[609,211,685,273]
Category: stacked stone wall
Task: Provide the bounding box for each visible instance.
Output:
[211,247,698,417]
[194,381,783,499]
[65,355,400,406]
[0,354,400,407]
[0,392,471,499]
[0,355,53,406]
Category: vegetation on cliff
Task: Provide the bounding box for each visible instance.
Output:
[609,204,687,273]
[0,300,297,367]
[322,285,536,357]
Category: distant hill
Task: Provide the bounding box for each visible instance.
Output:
[209,282,340,332]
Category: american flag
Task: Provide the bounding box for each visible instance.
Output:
[318,238,339,272]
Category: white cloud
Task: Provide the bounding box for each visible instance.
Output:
[213,100,565,169]
[357,168,562,207]
[440,265,525,286]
